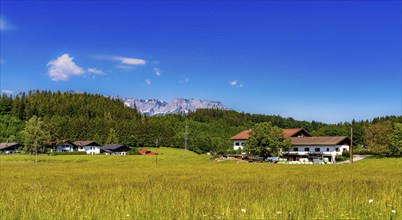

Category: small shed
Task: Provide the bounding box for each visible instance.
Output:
[101,144,130,155]
[0,142,22,153]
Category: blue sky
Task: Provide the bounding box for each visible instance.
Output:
[1,1,401,123]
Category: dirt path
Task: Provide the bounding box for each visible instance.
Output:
[337,155,372,164]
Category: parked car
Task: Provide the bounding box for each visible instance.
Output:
[265,156,279,163]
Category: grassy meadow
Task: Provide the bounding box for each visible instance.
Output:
[0,148,400,219]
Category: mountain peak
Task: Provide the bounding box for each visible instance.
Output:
[123,98,229,115]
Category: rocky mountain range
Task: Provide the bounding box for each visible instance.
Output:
[66,91,230,116]
[122,98,230,116]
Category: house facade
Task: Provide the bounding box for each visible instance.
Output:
[284,136,351,163]
[73,141,102,155]
[0,142,22,153]
[56,141,77,152]
[230,128,311,150]
[101,144,130,155]
[230,128,351,163]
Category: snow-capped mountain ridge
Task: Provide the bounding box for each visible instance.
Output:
[122,98,230,116]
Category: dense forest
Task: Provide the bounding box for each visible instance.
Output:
[0,90,401,155]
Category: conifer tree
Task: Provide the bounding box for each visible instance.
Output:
[105,128,119,144]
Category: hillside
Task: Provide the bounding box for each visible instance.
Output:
[1,90,401,154]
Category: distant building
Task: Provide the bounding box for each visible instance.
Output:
[284,136,351,163]
[138,149,158,155]
[56,141,77,152]
[230,128,350,163]
[101,144,130,155]
[230,128,311,150]
[73,141,102,155]
[0,142,22,153]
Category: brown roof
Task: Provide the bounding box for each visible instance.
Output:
[290,136,351,146]
[0,142,22,150]
[230,128,310,140]
[73,141,101,147]
[230,130,251,140]
[283,128,305,138]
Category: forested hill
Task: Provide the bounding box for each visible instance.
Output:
[1,91,401,154]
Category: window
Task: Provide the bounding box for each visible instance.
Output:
[326,148,329,152]
[315,148,320,152]
[343,148,347,151]
[336,148,339,152]
[304,148,309,151]
[293,148,298,151]
[235,142,240,146]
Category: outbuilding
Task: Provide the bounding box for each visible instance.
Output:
[0,142,22,153]
[101,144,130,155]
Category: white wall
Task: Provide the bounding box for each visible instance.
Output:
[288,145,349,156]
[84,146,101,155]
[56,143,75,152]
[233,140,245,150]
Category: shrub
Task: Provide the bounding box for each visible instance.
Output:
[335,155,347,162]
[342,150,350,158]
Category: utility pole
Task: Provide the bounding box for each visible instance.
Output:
[350,127,353,164]
[155,138,158,165]
[184,122,188,156]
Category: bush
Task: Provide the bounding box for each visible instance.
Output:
[342,150,350,157]
[353,148,378,155]
[335,155,347,162]
[128,147,141,155]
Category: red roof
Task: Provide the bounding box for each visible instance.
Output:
[283,128,305,138]
[138,149,150,155]
[230,130,251,140]
[230,128,310,140]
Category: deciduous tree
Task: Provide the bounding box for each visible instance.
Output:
[388,123,402,156]
[244,122,291,158]
[23,115,49,161]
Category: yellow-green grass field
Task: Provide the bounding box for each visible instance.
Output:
[0,148,400,219]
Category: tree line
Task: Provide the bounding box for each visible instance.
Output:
[0,91,400,156]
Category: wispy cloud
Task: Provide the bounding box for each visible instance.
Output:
[113,56,146,65]
[229,80,244,88]
[0,17,13,31]
[94,55,146,70]
[145,79,151,86]
[154,67,161,76]
[47,54,85,81]
[87,68,104,74]
[1,90,14,95]
[180,78,190,84]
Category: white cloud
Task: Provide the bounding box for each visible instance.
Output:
[229,80,244,88]
[87,68,103,74]
[1,90,14,95]
[154,67,161,76]
[145,79,151,85]
[113,56,146,65]
[230,80,238,86]
[47,54,85,81]
[180,78,190,84]
[0,17,12,31]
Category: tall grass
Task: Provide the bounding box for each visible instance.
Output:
[0,148,400,219]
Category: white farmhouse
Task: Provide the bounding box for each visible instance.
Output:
[73,141,102,155]
[230,128,311,151]
[285,136,351,163]
[56,141,77,152]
